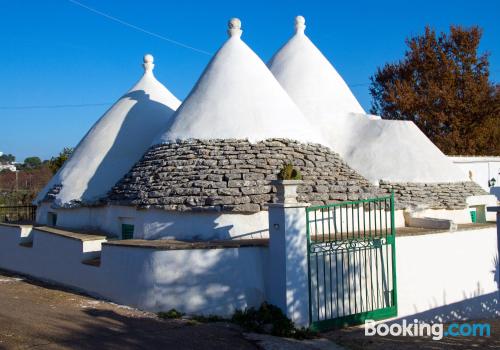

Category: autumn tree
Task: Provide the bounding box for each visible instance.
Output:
[370,26,499,155]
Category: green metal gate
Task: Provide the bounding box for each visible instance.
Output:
[306,194,397,331]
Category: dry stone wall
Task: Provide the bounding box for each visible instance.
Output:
[107,139,385,213]
[379,180,487,210]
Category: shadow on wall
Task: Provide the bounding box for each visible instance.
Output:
[387,291,499,324]
[136,246,268,316]
[144,210,269,241]
[144,214,234,241]
[83,90,175,202]
[389,255,499,324]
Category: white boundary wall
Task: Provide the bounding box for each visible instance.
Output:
[36,203,406,241]
[0,223,497,323]
[396,227,499,320]
[0,224,267,316]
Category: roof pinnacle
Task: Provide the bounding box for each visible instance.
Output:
[227,18,242,38]
[295,16,306,34]
[143,54,154,73]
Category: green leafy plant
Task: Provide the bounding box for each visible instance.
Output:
[278,164,302,180]
[157,309,184,319]
[231,302,316,339]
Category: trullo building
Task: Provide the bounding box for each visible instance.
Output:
[35,55,181,223]
[269,16,493,220]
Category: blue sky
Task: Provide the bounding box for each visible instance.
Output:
[1,0,499,161]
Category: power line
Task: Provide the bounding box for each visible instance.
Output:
[0,103,112,110]
[67,0,212,56]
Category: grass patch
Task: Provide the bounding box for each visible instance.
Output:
[158,303,317,339]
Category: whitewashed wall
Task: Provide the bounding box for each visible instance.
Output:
[36,203,269,240]
[449,156,500,193]
[36,203,408,241]
[396,227,498,321]
[0,223,496,322]
[0,224,268,316]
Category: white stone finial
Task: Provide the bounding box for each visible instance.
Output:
[143,53,154,72]
[295,15,306,34]
[227,18,242,38]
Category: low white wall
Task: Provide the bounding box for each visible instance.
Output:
[1,222,497,323]
[0,224,268,316]
[396,227,498,321]
[100,244,267,315]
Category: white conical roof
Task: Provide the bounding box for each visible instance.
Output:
[156,18,323,144]
[268,17,467,183]
[268,15,365,123]
[36,55,181,205]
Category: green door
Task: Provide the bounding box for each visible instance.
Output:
[121,224,134,240]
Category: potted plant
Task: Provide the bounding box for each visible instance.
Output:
[273,164,303,204]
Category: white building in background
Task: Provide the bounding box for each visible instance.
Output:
[0,152,16,172]
[449,156,500,198]
[0,164,16,172]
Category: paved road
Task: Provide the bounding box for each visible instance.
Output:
[0,271,258,349]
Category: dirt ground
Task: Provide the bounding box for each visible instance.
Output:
[0,270,258,350]
[0,269,498,349]
[325,318,500,349]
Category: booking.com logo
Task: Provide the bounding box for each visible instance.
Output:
[365,319,491,340]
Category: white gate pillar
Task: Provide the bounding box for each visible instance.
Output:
[267,180,310,327]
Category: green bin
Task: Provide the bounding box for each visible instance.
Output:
[470,209,477,223]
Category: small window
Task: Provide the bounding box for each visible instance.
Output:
[121,224,134,240]
[47,212,57,227]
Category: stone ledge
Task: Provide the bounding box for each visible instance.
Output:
[34,226,107,242]
[103,238,269,250]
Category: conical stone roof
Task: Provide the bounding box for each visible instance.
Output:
[268,15,365,123]
[155,18,323,144]
[269,17,468,184]
[36,55,181,206]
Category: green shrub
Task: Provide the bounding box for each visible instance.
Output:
[278,164,302,180]
[231,302,316,339]
[157,309,184,319]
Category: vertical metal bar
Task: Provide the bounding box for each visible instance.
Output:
[341,244,345,317]
[345,204,352,314]
[336,249,340,317]
[321,208,325,243]
[379,199,383,238]
[316,252,320,320]
[306,208,313,323]
[375,240,380,310]
[327,207,332,242]
[357,203,363,312]
[385,199,390,307]
[340,205,343,240]
[314,210,318,244]
[323,247,327,319]
[391,192,398,309]
[329,250,334,319]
